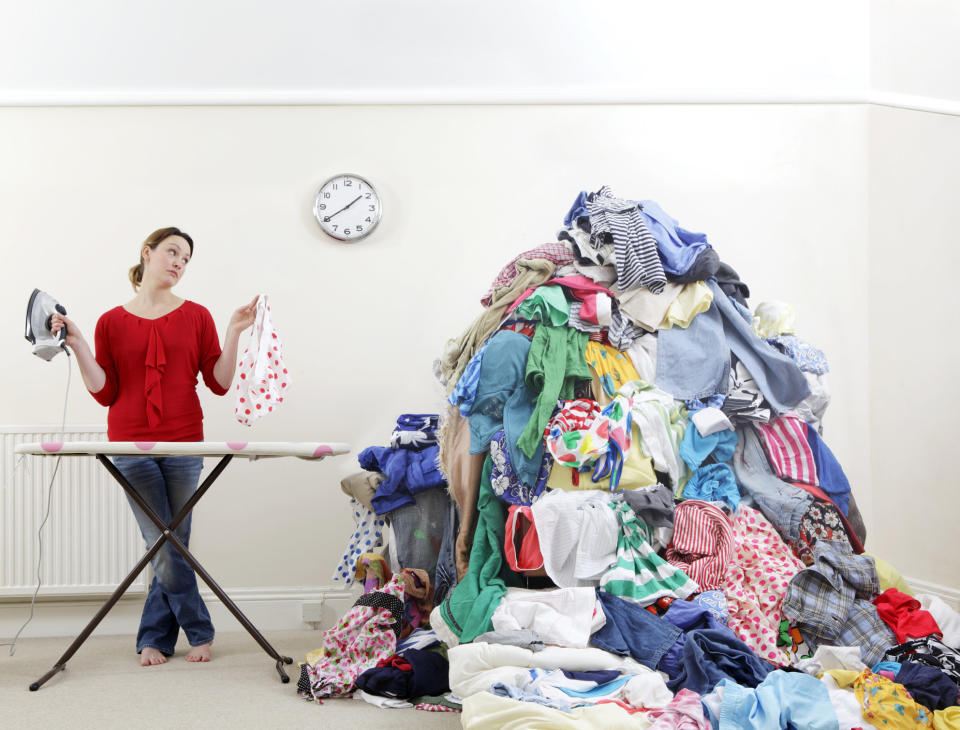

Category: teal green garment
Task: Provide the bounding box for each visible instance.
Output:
[517,325,591,458]
[516,286,570,326]
[438,456,521,642]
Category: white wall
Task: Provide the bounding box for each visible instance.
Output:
[871,0,960,104]
[0,103,870,595]
[868,105,960,589]
[0,1,868,103]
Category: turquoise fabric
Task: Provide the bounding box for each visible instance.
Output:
[467,330,543,487]
[438,455,521,642]
[517,325,591,459]
[679,426,737,470]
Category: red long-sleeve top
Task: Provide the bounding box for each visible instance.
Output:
[89,301,228,441]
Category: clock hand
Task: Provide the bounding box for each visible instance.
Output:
[323,195,363,222]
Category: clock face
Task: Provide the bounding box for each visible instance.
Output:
[313,174,381,241]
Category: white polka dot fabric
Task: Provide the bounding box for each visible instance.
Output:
[234,294,290,426]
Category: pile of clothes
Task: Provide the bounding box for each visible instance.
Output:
[302,187,960,727]
[426,187,960,728]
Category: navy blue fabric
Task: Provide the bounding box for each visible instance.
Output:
[561,669,622,684]
[804,424,851,515]
[895,661,959,712]
[355,648,450,699]
[664,628,776,695]
[658,597,739,679]
[358,444,446,515]
[590,590,681,670]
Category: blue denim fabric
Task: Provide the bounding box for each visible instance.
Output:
[112,456,214,655]
[433,496,458,606]
[657,598,738,679]
[386,486,449,577]
[665,627,775,694]
[590,590,682,670]
[655,296,730,401]
[708,280,810,414]
[804,424,851,515]
[732,425,813,544]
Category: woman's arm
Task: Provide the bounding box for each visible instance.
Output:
[213,297,258,390]
[50,313,107,393]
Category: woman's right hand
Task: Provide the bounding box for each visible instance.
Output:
[49,312,82,350]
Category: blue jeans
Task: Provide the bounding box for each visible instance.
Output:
[112,456,214,655]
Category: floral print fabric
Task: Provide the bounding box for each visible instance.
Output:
[299,575,404,700]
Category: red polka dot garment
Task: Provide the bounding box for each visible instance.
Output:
[234,295,290,426]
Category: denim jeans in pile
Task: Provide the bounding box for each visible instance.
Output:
[112,456,214,655]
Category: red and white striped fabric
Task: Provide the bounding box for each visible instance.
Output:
[665,500,734,591]
[480,243,575,307]
[755,415,819,486]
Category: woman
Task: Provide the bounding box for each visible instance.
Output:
[51,227,256,666]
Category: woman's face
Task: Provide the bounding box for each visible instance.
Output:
[143,235,191,288]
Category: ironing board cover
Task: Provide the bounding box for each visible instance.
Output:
[15,441,351,461]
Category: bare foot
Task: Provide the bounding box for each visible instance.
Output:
[140,647,168,666]
[185,642,212,662]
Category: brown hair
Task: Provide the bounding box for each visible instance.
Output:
[128,227,195,291]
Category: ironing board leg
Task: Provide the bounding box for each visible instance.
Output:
[28,541,164,690]
[162,531,293,682]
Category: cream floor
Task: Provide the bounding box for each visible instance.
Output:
[0,629,462,729]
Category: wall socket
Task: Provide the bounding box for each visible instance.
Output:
[301,601,324,623]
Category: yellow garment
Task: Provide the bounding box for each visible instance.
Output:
[658,280,713,330]
[752,300,797,338]
[546,422,657,491]
[585,342,641,405]
[864,552,913,595]
[845,669,934,728]
[462,690,651,729]
[934,706,960,730]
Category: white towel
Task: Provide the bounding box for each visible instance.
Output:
[234,295,290,425]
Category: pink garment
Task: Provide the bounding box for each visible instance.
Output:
[505,275,616,320]
[300,575,403,700]
[755,416,818,486]
[722,505,806,665]
[666,500,734,591]
[646,688,711,729]
[480,243,575,307]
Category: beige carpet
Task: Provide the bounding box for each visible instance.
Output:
[0,629,462,729]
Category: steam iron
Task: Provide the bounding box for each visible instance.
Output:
[25,289,68,361]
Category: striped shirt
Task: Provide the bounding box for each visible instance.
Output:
[586,186,666,294]
[665,500,734,591]
[756,415,819,486]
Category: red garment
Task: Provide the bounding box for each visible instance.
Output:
[90,301,227,441]
[872,588,942,643]
[505,275,615,317]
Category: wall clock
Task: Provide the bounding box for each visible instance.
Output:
[313,174,382,241]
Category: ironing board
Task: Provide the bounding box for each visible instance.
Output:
[15,440,351,691]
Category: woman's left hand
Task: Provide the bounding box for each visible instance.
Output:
[229,296,259,333]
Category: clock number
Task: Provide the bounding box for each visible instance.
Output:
[318,203,326,210]
[332,224,338,231]
[343,228,351,236]
[365,217,372,223]
[356,225,363,232]
[344,179,352,187]
[369,205,376,211]
[332,183,338,190]
[323,192,330,199]
[365,193,371,199]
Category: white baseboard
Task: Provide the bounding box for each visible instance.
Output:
[904,577,960,611]
[0,585,360,641]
